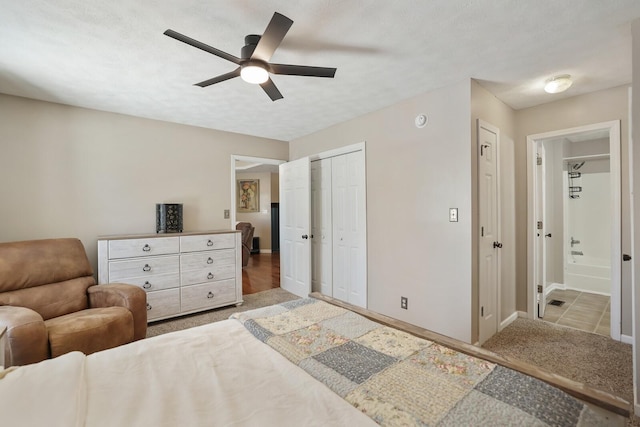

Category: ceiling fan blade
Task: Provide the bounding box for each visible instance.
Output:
[270,64,336,78]
[194,68,241,87]
[164,29,241,65]
[251,12,293,62]
[260,78,284,101]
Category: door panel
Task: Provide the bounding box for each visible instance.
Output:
[311,159,333,296]
[478,122,499,344]
[332,151,367,308]
[279,157,311,298]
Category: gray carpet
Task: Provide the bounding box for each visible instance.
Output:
[146,288,299,338]
[482,318,633,404]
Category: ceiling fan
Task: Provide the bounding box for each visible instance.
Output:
[164,12,337,101]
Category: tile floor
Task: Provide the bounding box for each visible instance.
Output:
[542,289,610,336]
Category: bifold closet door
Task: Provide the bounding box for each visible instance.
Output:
[311,158,333,296]
[332,151,367,308]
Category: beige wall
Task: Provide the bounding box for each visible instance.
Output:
[236,172,272,251]
[514,85,632,335]
[291,80,474,343]
[471,81,518,333]
[0,94,288,274]
[270,172,279,203]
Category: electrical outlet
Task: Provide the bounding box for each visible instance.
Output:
[224,209,230,219]
[401,296,408,310]
[449,208,458,222]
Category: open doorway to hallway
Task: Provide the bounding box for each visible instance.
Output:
[231,155,286,295]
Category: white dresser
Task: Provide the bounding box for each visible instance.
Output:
[98,230,242,322]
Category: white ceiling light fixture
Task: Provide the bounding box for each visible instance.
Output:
[240,62,269,84]
[544,74,573,94]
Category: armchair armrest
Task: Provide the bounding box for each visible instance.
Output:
[0,306,48,367]
[87,284,147,341]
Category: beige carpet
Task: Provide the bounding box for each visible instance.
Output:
[146,288,299,338]
[482,318,633,404]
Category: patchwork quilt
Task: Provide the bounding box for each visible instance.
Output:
[231,298,610,426]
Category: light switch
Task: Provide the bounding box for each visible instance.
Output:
[224,209,230,219]
[449,208,458,222]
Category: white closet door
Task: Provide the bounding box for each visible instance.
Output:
[311,159,333,296]
[279,157,311,298]
[332,151,367,307]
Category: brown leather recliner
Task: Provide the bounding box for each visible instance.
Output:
[0,238,147,367]
[235,222,255,267]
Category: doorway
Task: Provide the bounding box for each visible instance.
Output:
[526,121,621,340]
[230,155,286,294]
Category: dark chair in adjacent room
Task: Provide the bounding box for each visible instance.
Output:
[0,238,147,367]
[235,222,255,267]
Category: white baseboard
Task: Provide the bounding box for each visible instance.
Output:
[621,334,633,345]
[259,249,272,254]
[499,312,518,331]
[517,310,529,319]
[545,282,565,296]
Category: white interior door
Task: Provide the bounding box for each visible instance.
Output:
[279,157,311,298]
[332,151,367,308]
[311,158,333,296]
[478,121,500,344]
[536,143,547,318]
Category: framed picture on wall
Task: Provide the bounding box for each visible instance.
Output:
[237,179,260,212]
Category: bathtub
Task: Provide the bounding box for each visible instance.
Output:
[564,255,611,295]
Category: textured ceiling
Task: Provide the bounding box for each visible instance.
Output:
[1,1,640,141]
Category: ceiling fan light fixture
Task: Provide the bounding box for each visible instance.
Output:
[544,74,572,94]
[241,63,269,84]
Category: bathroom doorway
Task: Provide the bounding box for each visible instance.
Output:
[527,121,621,340]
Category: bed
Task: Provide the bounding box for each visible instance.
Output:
[0,294,629,426]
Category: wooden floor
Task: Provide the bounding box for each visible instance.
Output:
[242,252,280,294]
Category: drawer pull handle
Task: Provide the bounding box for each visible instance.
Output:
[207,272,214,280]
[143,281,152,289]
[146,303,152,311]
[207,239,214,246]
[207,257,213,264]
[142,244,151,252]
[143,264,151,272]
[207,292,214,299]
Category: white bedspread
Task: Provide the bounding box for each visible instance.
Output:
[0,320,377,427]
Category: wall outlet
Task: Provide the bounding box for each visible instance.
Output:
[401,296,408,310]
[449,208,458,222]
[224,209,230,219]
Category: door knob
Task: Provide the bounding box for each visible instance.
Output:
[624,254,632,261]
[302,234,309,239]
[545,233,552,238]
[493,242,503,249]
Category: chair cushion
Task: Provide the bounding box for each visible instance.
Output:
[45,307,134,358]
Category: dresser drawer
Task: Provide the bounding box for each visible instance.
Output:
[117,273,179,292]
[109,255,179,281]
[108,237,179,259]
[146,288,180,321]
[180,280,236,313]
[180,233,235,252]
[180,249,235,271]
[181,264,236,286]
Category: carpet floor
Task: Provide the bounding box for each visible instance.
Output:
[146,288,299,338]
[482,318,633,404]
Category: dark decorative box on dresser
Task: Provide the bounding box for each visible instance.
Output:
[98,230,242,322]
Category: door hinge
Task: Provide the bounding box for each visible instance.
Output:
[537,285,543,293]
[481,306,484,317]
[537,155,542,166]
